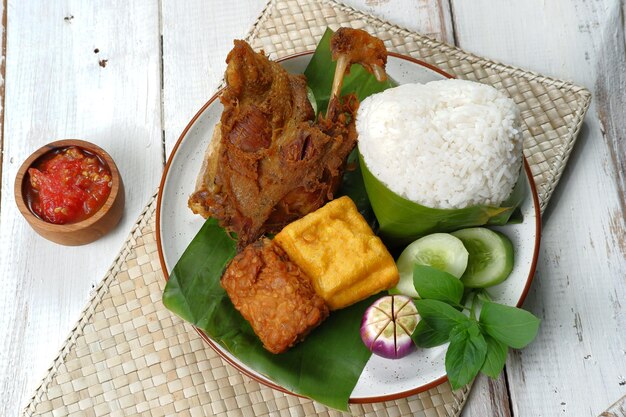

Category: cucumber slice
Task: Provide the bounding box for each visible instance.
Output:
[451,228,514,288]
[393,233,468,298]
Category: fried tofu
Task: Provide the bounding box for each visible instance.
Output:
[221,238,329,354]
[274,196,399,310]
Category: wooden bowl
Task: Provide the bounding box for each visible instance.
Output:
[14,139,125,245]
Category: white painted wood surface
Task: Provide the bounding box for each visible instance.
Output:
[0,1,624,417]
[0,2,163,417]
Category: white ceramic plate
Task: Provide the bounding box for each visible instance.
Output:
[156,52,541,402]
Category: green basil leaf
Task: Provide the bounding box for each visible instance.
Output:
[480,334,508,378]
[411,319,450,347]
[414,299,469,337]
[413,264,464,305]
[445,321,488,389]
[479,302,540,349]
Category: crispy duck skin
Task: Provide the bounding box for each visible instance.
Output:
[221,238,329,354]
[188,40,358,248]
[329,28,388,104]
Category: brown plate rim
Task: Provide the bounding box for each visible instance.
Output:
[156,50,542,403]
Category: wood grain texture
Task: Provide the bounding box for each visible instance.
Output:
[0,0,5,206]
[0,2,162,417]
[340,0,455,43]
[463,374,512,417]
[451,0,626,416]
[161,0,268,156]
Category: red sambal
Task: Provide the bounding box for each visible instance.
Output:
[26,146,112,224]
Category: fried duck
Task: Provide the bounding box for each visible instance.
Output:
[189,29,387,249]
[189,40,357,248]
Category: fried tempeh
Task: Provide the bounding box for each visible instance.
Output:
[221,238,329,354]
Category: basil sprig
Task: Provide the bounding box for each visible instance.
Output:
[410,265,540,389]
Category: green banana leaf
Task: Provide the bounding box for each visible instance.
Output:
[304,28,397,115]
[359,152,528,247]
[336,149,377,229]
[162,219,375,411]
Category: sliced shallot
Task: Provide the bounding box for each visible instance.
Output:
[360,295,420,359]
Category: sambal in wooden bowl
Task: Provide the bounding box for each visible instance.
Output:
[14,139,124,245]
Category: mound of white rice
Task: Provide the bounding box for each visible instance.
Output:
[357,79,522,209]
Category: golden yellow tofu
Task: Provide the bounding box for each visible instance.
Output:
[274,196,399,310]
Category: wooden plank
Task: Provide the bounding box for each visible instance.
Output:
[451,1,626,416]
[595,0,626,219]
[0,2,162,416]
[340,0,455,43]
[463,374,512,417]
[161,0,269,156]
[0,0,5,205]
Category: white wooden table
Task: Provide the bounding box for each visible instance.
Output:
[1,1,624,416]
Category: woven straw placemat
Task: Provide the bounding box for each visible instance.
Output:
[22,0,591,416]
